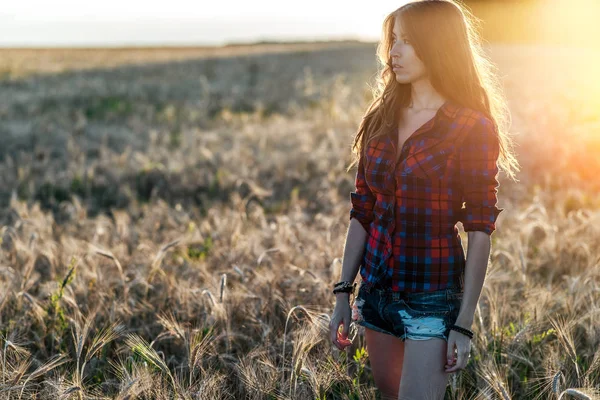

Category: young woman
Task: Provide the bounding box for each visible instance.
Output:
[329,1,519,399]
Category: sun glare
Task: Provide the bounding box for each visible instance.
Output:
[533,0,600,49]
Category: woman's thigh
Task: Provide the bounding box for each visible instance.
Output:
[353,286,406,398]
[398,337,450,400]
[364,327,405,400]
[352,283,462,398]
[384,286,462,399]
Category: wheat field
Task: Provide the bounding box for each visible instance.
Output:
[1,41,600,399]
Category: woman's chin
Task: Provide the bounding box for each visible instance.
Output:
[394,75,412,84]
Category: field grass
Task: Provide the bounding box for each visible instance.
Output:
[1,41,600,399]
[0,41,368,81]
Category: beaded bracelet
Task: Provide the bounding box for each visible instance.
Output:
[449,324,474,339]
[332,281,356,295]
[333,280,353,290]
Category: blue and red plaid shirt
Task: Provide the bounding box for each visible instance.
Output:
[349,100,504,292]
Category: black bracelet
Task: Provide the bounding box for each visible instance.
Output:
[333,281,353,289]
[449,324,474,339]
[332,282,356,295]
[333,280,352,287]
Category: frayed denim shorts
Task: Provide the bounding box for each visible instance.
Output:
[351,282,464,342]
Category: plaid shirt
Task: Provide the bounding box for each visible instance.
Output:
[349,100,504,292]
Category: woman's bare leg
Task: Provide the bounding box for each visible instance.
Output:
[364,327,405,400]
[397,338,451,400]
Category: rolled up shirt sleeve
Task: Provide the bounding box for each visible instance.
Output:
[458,115,504,235]
[349,152,376,233]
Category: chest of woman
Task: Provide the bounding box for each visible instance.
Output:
[363,125,463,197]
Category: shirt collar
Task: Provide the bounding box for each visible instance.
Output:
[439,99,461,120]
[381,99,462,145]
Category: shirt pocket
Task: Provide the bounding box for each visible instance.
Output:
[399,147,451,181]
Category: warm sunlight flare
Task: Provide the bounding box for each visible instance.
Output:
[534,0,600,49]
[469,0,600,50]
[6,0,599,48]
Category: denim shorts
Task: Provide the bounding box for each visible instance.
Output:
[351,283,463,342]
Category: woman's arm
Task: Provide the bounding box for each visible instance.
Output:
[456,116,504,327]
[455,231,490,327]
[349,151,376,234]
[335,219,369,302]
[330,153,376,348]
[337,152,376,301]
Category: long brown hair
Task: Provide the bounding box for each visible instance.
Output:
[348,0,519,181]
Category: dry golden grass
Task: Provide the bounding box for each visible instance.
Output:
[1,40,600,399]
[0,41,367,80]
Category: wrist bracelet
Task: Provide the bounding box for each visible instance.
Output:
[332,281,356,295]
[449,324,474,339]
[333,280,352,287]
[333,280,353,290]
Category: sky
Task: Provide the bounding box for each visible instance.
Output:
[0,1,409,47]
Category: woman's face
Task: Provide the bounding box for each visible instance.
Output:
[389,16,427,84]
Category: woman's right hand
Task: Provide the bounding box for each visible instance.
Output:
[329,295,353,350]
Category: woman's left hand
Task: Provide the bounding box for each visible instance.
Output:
[445,330,472,373]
